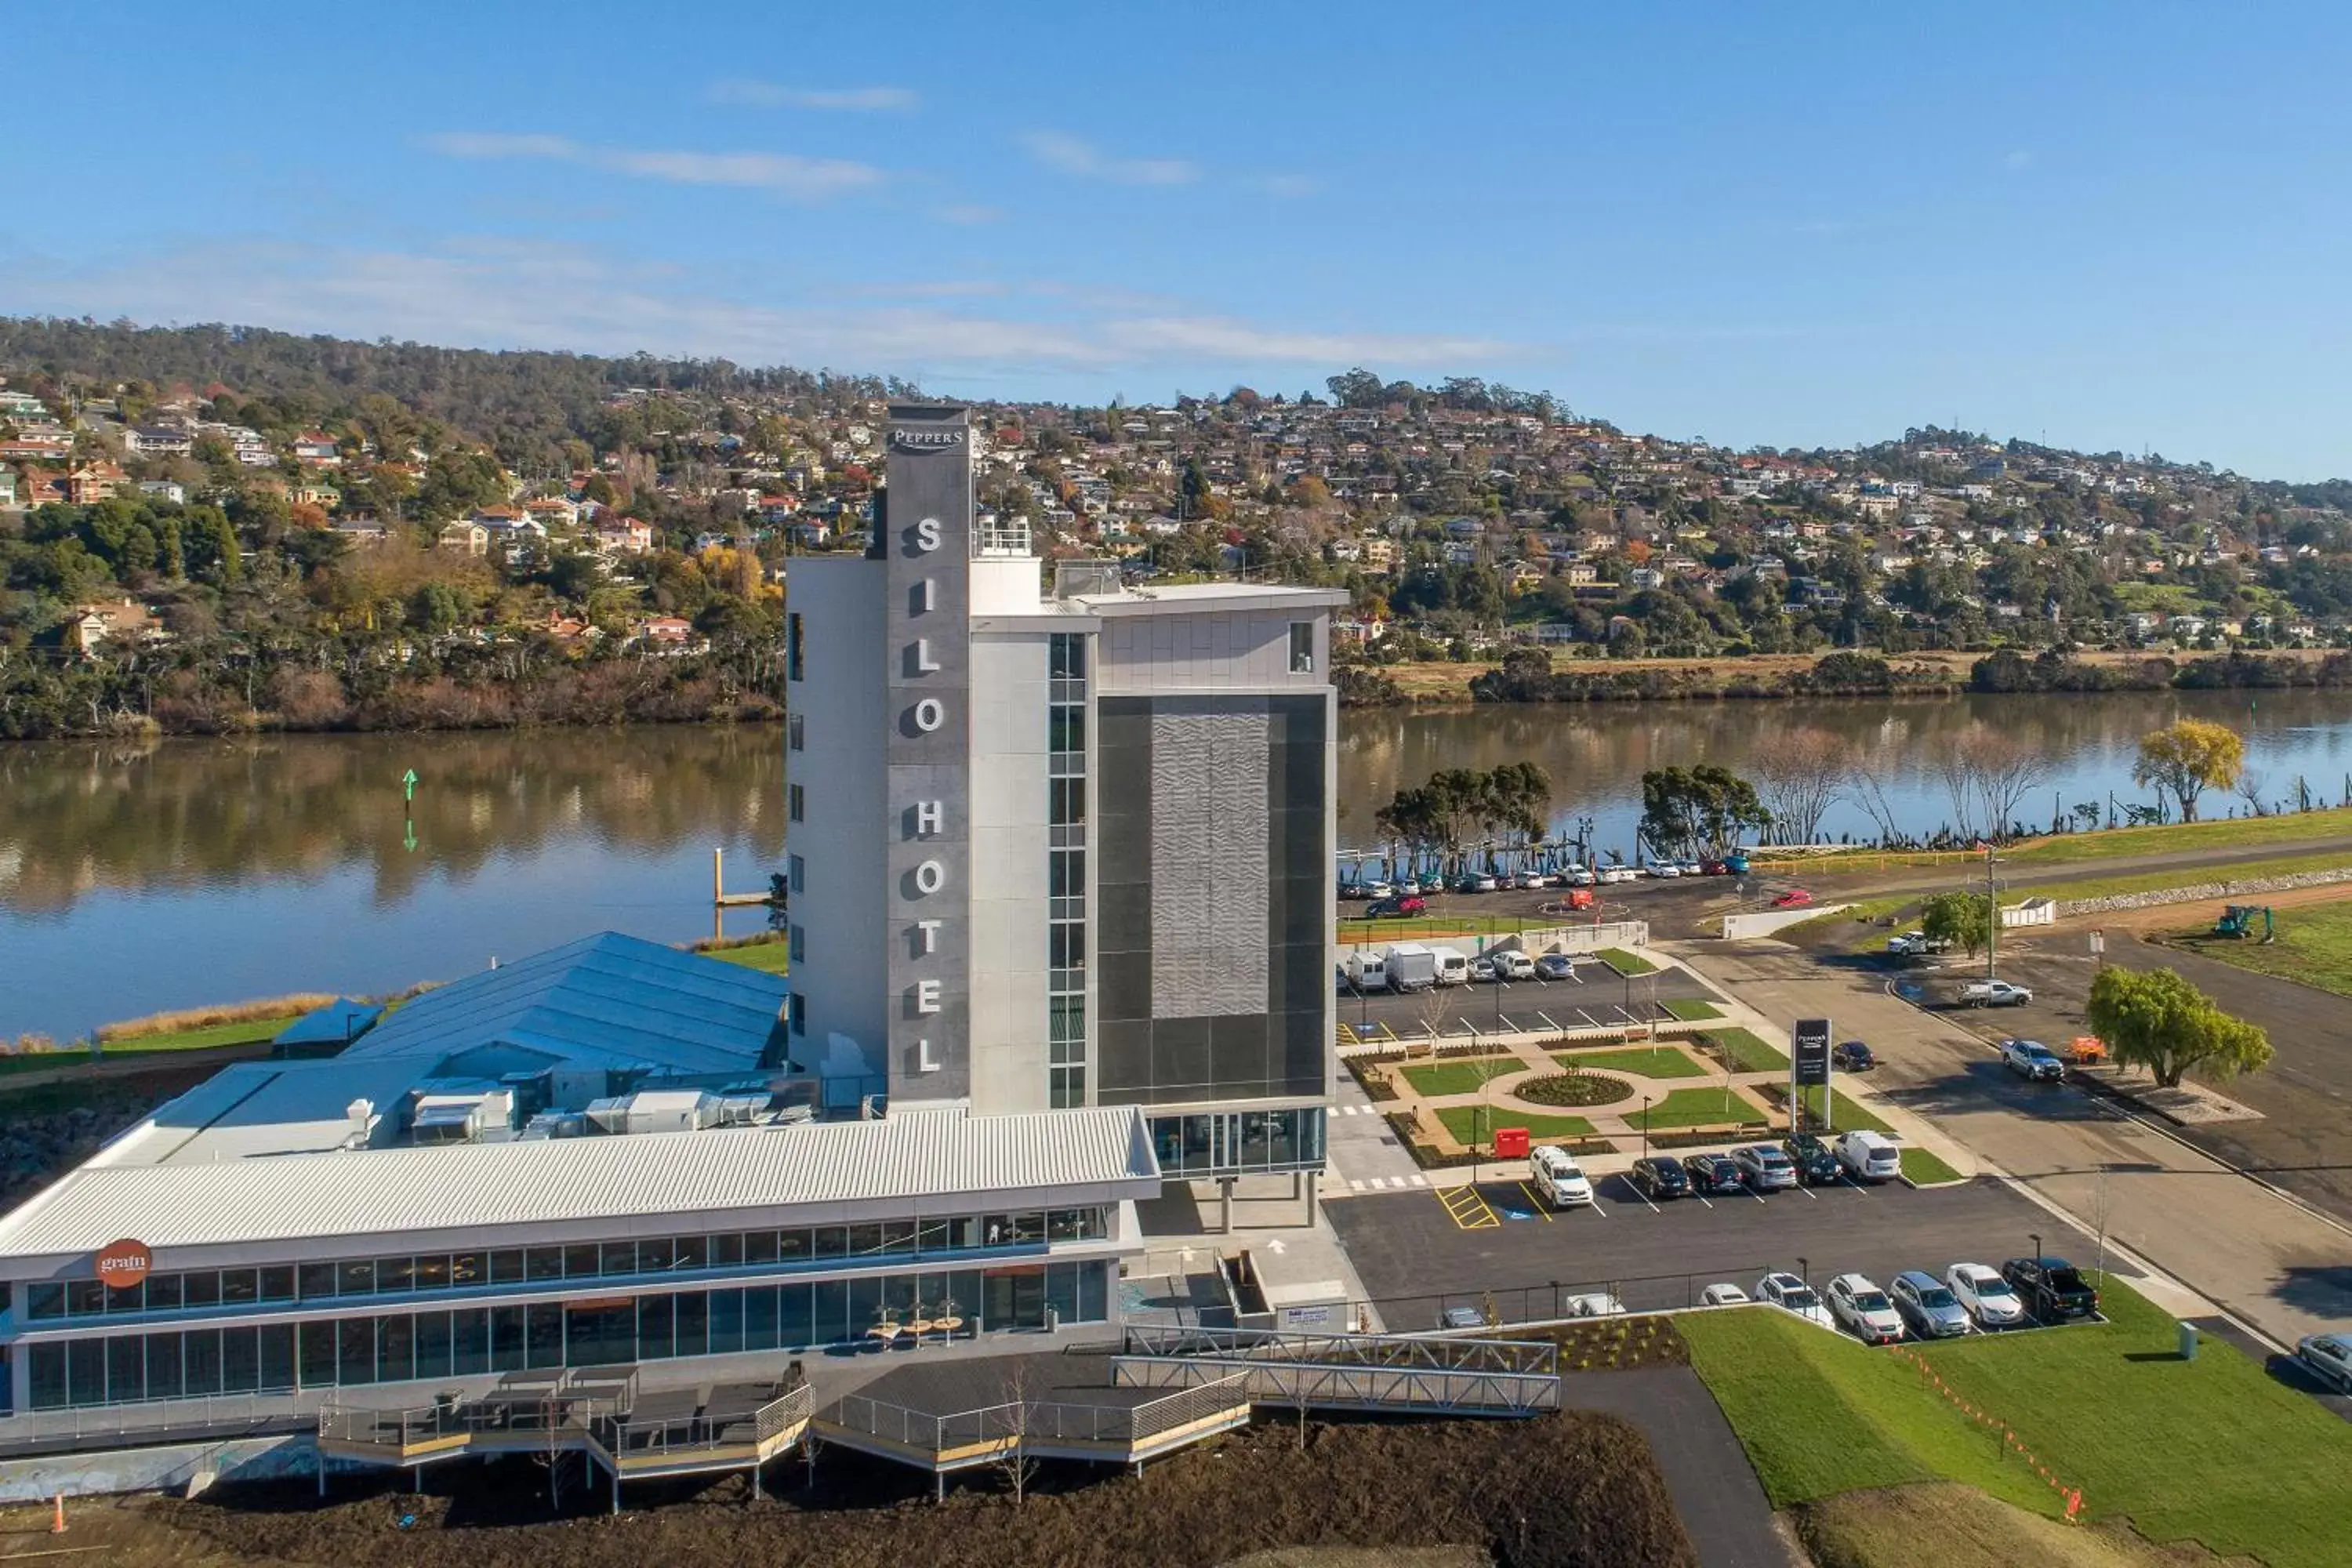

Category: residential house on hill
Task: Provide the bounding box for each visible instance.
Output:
[62,598,162,656]
[292,432,342,467]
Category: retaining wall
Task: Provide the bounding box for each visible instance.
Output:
[1721,904,1850,939]
[0,1432,343,1503]
[2054,863,2352,917]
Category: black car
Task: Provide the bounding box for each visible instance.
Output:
[1780,1133,1842,1185]
[1681,1153,1744,1195]
[2000,1256,2100,1322]
[1628,1156,1690,1201]
[1833,1040,1876,1072]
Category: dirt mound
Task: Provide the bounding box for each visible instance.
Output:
[158,1413,1693,1568]
[1796,1483,2260,1568]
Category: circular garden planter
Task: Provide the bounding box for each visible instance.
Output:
[1518,1071,1634,1109]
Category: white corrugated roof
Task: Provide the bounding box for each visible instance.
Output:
[0,1107,1159,1265]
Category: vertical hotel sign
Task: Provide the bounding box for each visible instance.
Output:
[884,405,971,1096]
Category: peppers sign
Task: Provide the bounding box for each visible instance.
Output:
[1792,1018,1834,1087]
[96,1236,152,1290]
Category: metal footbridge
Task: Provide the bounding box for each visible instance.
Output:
[1110,1326,1560,1417]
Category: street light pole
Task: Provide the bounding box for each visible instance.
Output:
[1641,1094,1653,1159]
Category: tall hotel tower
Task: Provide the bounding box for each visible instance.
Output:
[785,405,1345,1195]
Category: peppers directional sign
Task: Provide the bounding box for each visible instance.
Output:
[1791,1018,1834,1087]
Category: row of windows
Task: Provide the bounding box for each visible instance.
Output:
[26,1209,1109,1322]
[1047,637,1091,1112]
[23,1263,1112,1411]
[787,613,805,681]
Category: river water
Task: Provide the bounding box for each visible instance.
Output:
[5,690,2351,1039]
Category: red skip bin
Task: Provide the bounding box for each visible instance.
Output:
[1494,1127,1531,1159]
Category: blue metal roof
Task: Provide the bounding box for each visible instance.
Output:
[274,998,384,1047]
[343,932,790,1077]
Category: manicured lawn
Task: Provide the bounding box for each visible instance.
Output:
[1690,1027,1788,1073]
[2003,804,2352,868]
[1625,1087,1766,1131]
[709,940,792,975]
[1593,946,1657,975]
[1900,1145,1965,1186]
[1660,997,1723,1021]
[2173,894,2352,999]
[1777,897,1908,951]
[1682,1281,2352,1565]
[1552,1045,1710,1080]
[0,1018,297,1076]
[1432,1105,1597,1145]
[1397,1056,1519,1097]
[1779,1084,1893,1134]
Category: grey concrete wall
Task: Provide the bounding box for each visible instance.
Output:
[2056,863,2352,916]
[968,632,1053,1115]
[786,558,891,1091]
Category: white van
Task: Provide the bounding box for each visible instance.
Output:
[1341,949,1389,993]
[1530,1145,1595,1208]
[1834,1130,1903,1184]
[1430,946,1472,987]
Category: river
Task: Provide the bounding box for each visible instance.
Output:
[5,690,2352,1039]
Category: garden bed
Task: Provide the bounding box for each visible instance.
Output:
[1520,1071,1635,1108]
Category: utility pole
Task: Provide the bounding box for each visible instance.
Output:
[1984,841,1999,982]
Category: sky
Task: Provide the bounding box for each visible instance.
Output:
[5,2,2350,479]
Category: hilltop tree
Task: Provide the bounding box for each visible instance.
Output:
[2132,719,2245,823]
[2086,966,2271,1089]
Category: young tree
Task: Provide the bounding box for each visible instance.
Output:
[2085,966,2272,1089]
[1748,727,1854,846]
[2132,719,2245,823]
[1918,890,1992,957]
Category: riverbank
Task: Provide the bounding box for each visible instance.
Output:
[1346,644,2350,706]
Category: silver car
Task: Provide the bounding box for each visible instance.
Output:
[1889,1270,1972,1338]
[2298,1332,2352,1393]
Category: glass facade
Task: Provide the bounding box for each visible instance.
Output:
[1047,631,1090,1109]
[23,1261,1112,1411]
[23,1207,1109,1323]
[1149,1109,1326,1177]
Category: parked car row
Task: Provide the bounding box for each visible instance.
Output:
[1735,1255,2097,1345]
[1532,1130,1909,1213]
[1339,855,1754,901]
[1339,944,1583,993]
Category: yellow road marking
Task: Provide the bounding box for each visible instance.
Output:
[1516,1181,1553,1221]
[1438,1184,1500,1230]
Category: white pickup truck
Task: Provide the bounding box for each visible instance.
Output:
[1886,930,1953,957]
[1961,978,2034,1007]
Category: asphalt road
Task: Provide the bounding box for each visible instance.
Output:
[1563,1367,1793,1568]
[1979,933,2352,1230]
[1330,1174,2095,1329]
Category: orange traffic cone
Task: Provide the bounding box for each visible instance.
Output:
[49,1494,65,1534]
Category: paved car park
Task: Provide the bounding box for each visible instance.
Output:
[1329,1167,2113,1332]
[1335,958,1727,1043]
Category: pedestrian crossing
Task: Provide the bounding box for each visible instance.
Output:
[1331,1103,1378,1116]
[1345,1174,1430,1192]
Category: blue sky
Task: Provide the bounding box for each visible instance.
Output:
[5,2,2349,477]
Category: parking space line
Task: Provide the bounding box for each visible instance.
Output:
[1624,1181,1661,1214]
[1588,1196,1609,1218]
[1515,1181,1553,1221]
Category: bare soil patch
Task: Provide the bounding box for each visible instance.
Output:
[153,1412,1693,1568]
[1795,1483,2259,1568]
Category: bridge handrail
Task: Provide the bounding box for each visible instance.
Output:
[1122,1324,1556,1377]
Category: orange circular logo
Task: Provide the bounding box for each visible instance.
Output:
[96,1238,151,1290]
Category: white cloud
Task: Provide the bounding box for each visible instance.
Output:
[1020,131,1198,186]
[706,81,920,111]
[421,132,581,160]
[9,239,1512,382]
[419,132,883,201]
[1240,173,1318,198]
